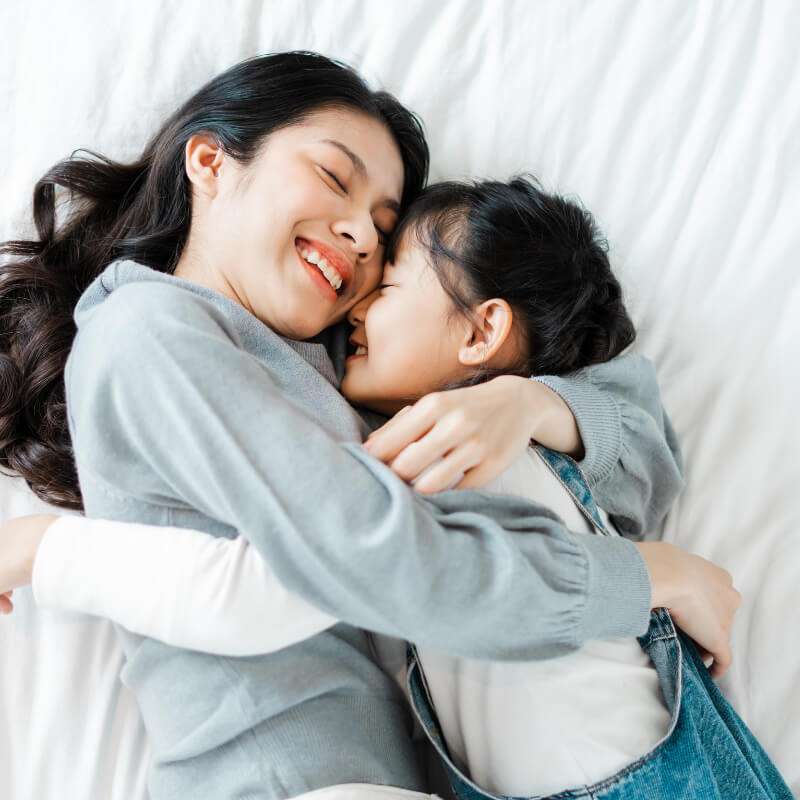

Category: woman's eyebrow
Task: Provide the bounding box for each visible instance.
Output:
[322,139,401,213]
[323,139,367,176]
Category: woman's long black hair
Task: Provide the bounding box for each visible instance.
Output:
[0,51,429,510]
[387,177,635,382]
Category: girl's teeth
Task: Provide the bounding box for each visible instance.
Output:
[307,251,321,265]
[355,345,367,355]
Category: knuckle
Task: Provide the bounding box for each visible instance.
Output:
[449,408,471,429]
[417,393,442,415]
[391,449,419,478]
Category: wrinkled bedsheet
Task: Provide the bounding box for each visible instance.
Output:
[1,1,798,797]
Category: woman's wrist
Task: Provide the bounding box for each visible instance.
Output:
[634,541,683,608]
[523,377,584,458]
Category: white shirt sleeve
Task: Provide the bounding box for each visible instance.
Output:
[32,516,338,655]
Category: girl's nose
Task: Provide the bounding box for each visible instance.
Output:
[347,288,380,326]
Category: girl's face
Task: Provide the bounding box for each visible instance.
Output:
[341,238,474,415]
[182,108,405,339]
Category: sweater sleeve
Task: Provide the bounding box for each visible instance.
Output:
[33,516,336,655]
[65,283,651,661]
[533,353,685,539]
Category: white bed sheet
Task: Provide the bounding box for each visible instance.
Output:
[1,1,798,797]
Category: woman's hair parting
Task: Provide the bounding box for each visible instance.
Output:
[0,51,429,509]
[386,177,635,382]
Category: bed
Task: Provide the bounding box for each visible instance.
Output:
[1,1,798,797]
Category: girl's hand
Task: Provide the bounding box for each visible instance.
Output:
[363,375,583,494]
[0,514,59,613]
[635,541,742,679]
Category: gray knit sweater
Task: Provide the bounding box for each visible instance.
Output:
[65,261,682,799]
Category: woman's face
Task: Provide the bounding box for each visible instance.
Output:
[341,238,473,415]
[187,108,405,339]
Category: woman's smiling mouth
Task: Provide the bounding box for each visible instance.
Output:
[295,237,352,295]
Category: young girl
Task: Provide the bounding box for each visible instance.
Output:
[0,52,744,800]
[4,178,789,798]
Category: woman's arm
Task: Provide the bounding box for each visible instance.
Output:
[364,355,683,538]
[0,510,739,676]
[65,281,649,662]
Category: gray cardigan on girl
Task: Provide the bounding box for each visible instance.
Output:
[65,261,683,799]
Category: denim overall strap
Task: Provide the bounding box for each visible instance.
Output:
[533,446,610,536]
[406,448,794,799]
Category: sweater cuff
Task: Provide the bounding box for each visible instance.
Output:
[577,534,651,640]
[532,374,622,488]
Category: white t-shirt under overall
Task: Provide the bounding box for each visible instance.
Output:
[416,449,670,796]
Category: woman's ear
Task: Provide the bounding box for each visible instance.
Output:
[184,134,225,198]
[457,298,516,367]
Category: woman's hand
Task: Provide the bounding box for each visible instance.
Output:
[0,514,58,613]
[363,375,584,494]
[635,541,742,679]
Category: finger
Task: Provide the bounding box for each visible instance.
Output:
[706,642,732,679]
[412,445,480,494]
[452,458,508,490]
[693,643,715,671]
[0,595,14,615]
[364,405,435,463]
[391,421,473,483]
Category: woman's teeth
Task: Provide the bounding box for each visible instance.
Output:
[355,345,367,356]
[297,245,343,292]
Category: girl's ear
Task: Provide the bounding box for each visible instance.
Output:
[457,298,516,367]
[184,134,225,198]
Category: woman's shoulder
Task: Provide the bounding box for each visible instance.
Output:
[74,261,242,351]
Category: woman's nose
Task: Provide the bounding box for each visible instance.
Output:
[347,288,379,326]
[332,214,378,263]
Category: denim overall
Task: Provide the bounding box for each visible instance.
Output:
[407,447,793,800]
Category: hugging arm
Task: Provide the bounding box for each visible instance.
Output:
[33,515,336,654]
[64,283,650,661]
[32,354,681,657]
[364,358,683,540]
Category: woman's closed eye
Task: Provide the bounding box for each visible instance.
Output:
[319,166,347,194]
[319,167,388,244]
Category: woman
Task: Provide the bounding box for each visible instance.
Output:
[0,52,737,800]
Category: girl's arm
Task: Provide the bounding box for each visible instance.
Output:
[64,282,649,662]
[364,355,683,538]
[31,516,335,654]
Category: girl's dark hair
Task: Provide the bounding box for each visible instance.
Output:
[387,177,635,384]
[0,51,429,509]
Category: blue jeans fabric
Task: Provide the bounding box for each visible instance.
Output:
[406,448,793,800]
